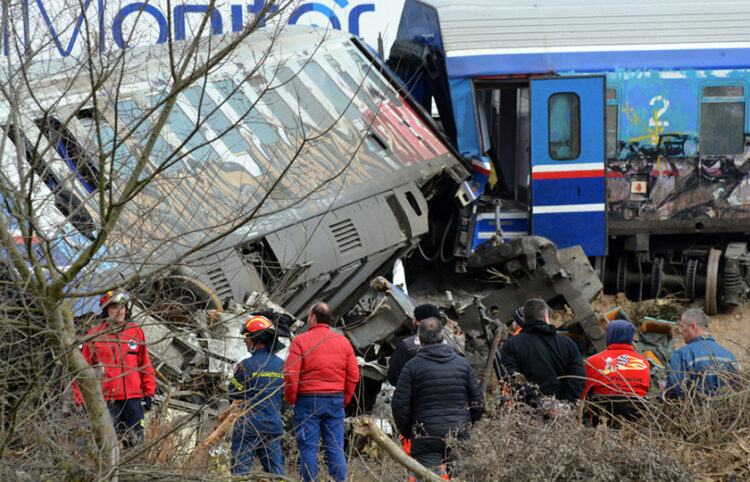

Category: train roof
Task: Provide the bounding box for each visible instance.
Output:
[405,0,750,76]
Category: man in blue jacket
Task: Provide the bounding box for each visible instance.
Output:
[229,315,285,477]
[666,308,738,399]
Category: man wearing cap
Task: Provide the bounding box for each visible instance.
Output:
[582,319,650,425]
[78,289,156,447]
[508,306,524,336]
[387,303,442,387]
[284,302,359,482]
[229,315,285,477]
[665,308,738,399]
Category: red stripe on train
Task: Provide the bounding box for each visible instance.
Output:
[532,169,604,180]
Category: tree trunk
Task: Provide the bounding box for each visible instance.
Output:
[47,303,120,479]
[352,417,445,482]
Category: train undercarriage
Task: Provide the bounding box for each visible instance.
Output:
[603,233,750,315]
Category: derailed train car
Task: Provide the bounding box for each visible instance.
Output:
[1,26,469,318]
[388,0,750,314]
[0,26,476,405]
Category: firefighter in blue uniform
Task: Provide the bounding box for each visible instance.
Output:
[229,315,286,477]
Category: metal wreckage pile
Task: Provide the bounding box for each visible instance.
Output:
[135,234,677,417]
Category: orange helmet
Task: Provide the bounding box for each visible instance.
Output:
[101,289,129,309]
[242,315,273,336]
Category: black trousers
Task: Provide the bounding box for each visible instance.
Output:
[107,399,144,447]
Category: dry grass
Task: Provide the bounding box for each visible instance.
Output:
[4,367,750,481]
[447,403,691,481]
[446,370,750,481]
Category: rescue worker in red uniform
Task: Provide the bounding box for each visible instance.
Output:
[80,290,156,446]
[582,319,650,426]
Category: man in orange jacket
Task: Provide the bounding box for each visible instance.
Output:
[79,290,156,447]
[284,301,359,482]
[582,319,650,426]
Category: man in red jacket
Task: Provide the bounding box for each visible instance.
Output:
[80,290,156,447]
[284,302,359,482]
[582,319,650,426]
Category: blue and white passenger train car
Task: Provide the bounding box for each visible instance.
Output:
[389,0,750,309]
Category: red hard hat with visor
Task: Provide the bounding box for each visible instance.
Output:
[101,289,130,309]
[242,315,273,336]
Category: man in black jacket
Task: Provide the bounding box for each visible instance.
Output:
[500,298,586,405]
[387,304,442,387]
[392,318,484,476]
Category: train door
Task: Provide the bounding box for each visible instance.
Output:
[471,82,532,248]
[529,76,606,255]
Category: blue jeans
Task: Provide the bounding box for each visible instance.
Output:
[230,431,285,477]
[293,396,347,482]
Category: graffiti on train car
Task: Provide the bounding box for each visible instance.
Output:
[605,69,750,222]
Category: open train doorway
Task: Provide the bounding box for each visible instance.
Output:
[470,76,606,257]
[475,81,532,209]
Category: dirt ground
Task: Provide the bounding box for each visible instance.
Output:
[593,294,750,365]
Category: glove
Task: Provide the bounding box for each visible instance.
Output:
[144,396,154,411]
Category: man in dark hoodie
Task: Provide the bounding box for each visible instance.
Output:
[500,298,586,405]
[392,317,484,477]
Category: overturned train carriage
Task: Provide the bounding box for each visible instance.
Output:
[2,26,468,318]
[0,26,473,404]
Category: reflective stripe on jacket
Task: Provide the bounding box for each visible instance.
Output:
[229,347,285,435]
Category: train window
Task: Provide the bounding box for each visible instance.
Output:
[148,98,219,166]
[324,53,378,113]
[249,75,301,135]
[184,86,257,157]
[276,66,336,133]
[703,85,744,97]
[36,116,99,193]
[117,99,179,174]
[605,88,618,160]
[76,109,131,178]
[211,79,280,144]
[346,49,402,108]
[302,62,359,122]
[548,92,580,160]
[700,85,745,156]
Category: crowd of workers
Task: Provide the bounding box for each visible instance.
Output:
[73,289,739,480]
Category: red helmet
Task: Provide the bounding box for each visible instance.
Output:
[242,315,273,336]
[101,289,129,309]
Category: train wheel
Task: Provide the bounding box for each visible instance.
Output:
[136,274,224,325]
[705,248,721,315]
[686,259,699,300]
[616,256,629,294]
